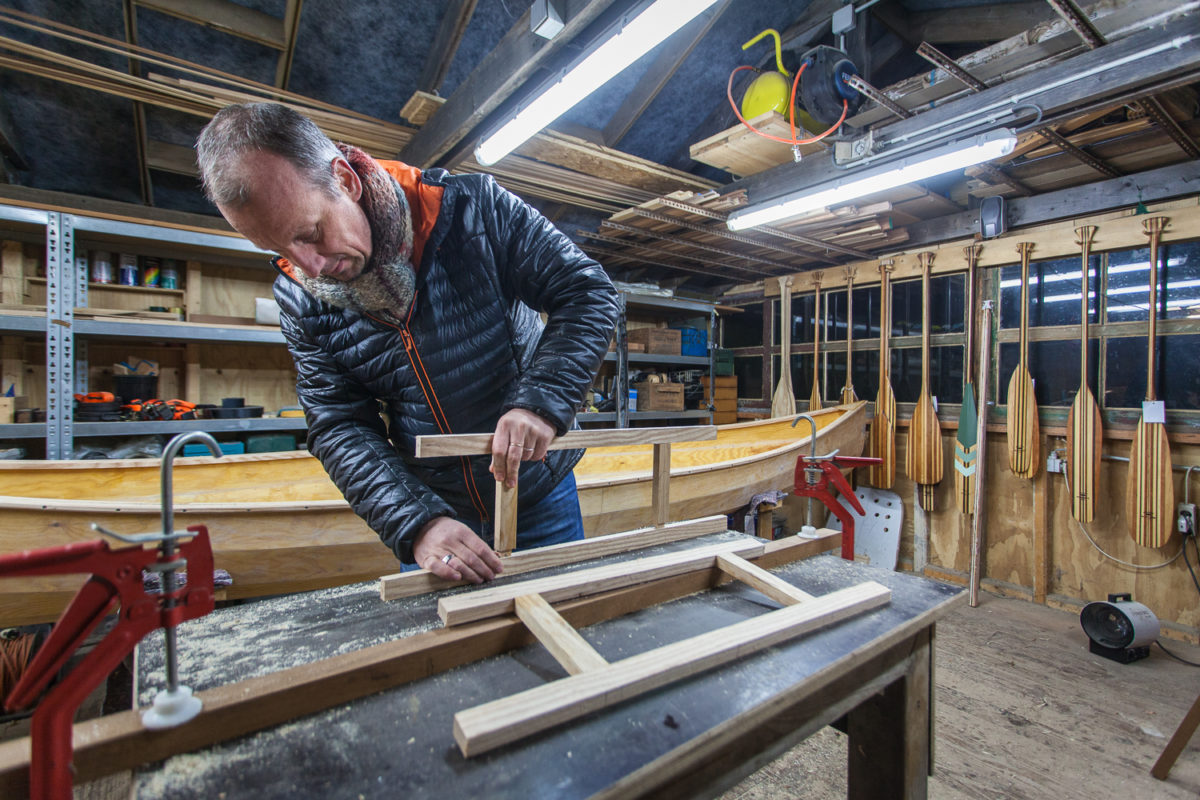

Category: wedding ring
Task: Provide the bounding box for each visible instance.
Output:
[441,553,453,565]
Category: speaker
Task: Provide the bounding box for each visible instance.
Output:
[1080,593,1160,663]
[979,195,1006,238]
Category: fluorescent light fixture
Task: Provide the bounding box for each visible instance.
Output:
[727,128,1018,231]
[475,0,721,166]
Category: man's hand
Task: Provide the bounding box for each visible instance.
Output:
[413,516,503,583]
[490,408,555,488]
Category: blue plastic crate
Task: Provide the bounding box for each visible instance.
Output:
[670,326,707,357]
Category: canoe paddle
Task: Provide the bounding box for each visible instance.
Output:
[842,266,858,404]
[1126,216,1174,548]
[1007,242,1039,479]
[809,272,824,412]
[955,244,982,514]
[869,260,896,488]
[770,276,796,418]
[969,299,993,608]
[907,252,943,511]
[1067,225,1102,523]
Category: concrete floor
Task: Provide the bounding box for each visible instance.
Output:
[722,591,1200,799]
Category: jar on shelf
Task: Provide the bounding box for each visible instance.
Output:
[161,259,180,289]
[90,251,113,284]
[141,256,161,288]
[117,253,138,286]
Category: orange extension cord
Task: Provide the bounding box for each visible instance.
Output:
[726,62,848,146]
[0,633,36,702]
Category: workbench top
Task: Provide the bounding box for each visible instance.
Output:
[135,532,962,799]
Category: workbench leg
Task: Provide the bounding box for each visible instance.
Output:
[846,627,932,800]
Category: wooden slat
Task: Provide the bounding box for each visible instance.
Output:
[416,0,477,95]
[969,300,994,607]
[452,581,892,757]
[689,111,827,177]
[715,553,814,604]
[379,515,729,601]
[437,540,764,627]
[1007,242,1040,479]
[841,266,858,404]
[495,479,517,556]
[771,276,796,418]
[514,593,608,675]
[414,425,717,458]
[652,443,671,527]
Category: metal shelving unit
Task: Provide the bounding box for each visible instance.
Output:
[0,202,298,458]
[609,292,718,428]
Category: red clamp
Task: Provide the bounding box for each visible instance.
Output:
[793,455,882,560]
[0,526,215,800]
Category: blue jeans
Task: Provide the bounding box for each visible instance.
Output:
[401,471,584,570]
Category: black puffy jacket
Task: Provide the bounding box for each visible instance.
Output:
[273,162,618,563]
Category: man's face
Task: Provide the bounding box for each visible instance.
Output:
[219,151,373,281]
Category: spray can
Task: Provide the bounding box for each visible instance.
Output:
[118,253,138,286]
[141,257,161,287]
[90,251,113,284]
[161,259,180,290]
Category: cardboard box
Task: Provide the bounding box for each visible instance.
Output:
[0,396,29,424]
[627,327,681,356]
[632,381,684,411]
[712,410,738,425]
[700,375,737,388]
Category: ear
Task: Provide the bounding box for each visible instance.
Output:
[331,157,362,202]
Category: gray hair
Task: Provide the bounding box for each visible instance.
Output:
[196,103,342,208]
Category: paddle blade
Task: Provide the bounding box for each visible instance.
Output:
[809,383,822,412]
[841,386,858,405]
[954,382,978,514]
[1126,420,1174,548]
[869,382,896,488]
[906,391,943,488]
[1066,387,1102,523]
[1006,367,1039,479]
[771,375,796,419]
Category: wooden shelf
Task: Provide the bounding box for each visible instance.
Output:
[26,276,185,296]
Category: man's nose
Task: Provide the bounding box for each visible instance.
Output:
[290,244,324,278]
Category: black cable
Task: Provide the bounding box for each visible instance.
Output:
[1157,640,1200,668]
[1183,532,1200,598]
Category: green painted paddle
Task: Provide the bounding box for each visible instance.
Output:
[1006,242,1039,479]
[841,266,858,405]
[907,252,942,511]
[1126,216,1174,547]
[1066,225,1102,523]
[955,244,981,514]
[869,260,896,488]
[809,272,823,412]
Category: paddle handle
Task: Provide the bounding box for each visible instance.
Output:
[964,245,981,379]
[1075,226,1096,385]
[1143,217,1168,402]
[918,253,934,389]
[1016,242,1034,365]
[877,261,893,386]
[844,267,855,396]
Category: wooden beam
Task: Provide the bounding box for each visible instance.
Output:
[145,139,197,176]
[495,476,517,556]
[134,0,286,50]
[452,580,892,756]
[416,0,477,95]
[414,425,717,458]
[715,552,815,604]
[601,0,729,147]
[438,539,764,626]
[0,533,838,797]
[514,592,608,675]
[399,0,620,168]
[122,0,152,207]
[274,0,303,90]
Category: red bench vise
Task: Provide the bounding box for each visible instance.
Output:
[0,525,215,800]
[793,453,881,561]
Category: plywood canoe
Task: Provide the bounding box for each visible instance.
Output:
[0,403,865,625]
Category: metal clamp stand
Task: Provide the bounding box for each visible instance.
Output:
[0,431,222,799]
[792,414,881,561]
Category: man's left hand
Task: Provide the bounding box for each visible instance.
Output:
[491,408,555,488]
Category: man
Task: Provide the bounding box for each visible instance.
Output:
[195,103,618,584]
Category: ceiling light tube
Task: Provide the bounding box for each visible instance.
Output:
[726,128,1018,232]
[475,0,721,166]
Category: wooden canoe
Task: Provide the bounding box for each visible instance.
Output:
[0,403,866,625]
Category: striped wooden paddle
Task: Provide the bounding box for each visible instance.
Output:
[955,244,982,514]
[770,276,797,418]
[907,252,942,511]
[809,272,823,411]
[1006,242,1040,479]
[869,260,896,488]
[1066,225,1102,523]
[1126,216,1174,548]
[841,266,858,404]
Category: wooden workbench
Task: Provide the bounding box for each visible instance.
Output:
[133,532,964,799]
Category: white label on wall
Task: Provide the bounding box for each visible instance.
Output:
[932,396,938,413]
[1143,400,1166,424]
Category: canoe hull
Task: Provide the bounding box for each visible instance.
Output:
[0,403,866,625]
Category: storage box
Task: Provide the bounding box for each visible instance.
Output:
[632,381,684,411]
[713,348,734,376]
[0,395,29,424]
[700,375,737,388]
[670,326,707,357]
[628,327,681,356]
[712,410,738,425]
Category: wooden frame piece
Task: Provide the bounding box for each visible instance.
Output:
[514,593,607,676]
[715,553,814,605]
[438,539,764,627]
[453,580,892,757]
[379,515,729,601]
[0,533,840,796]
